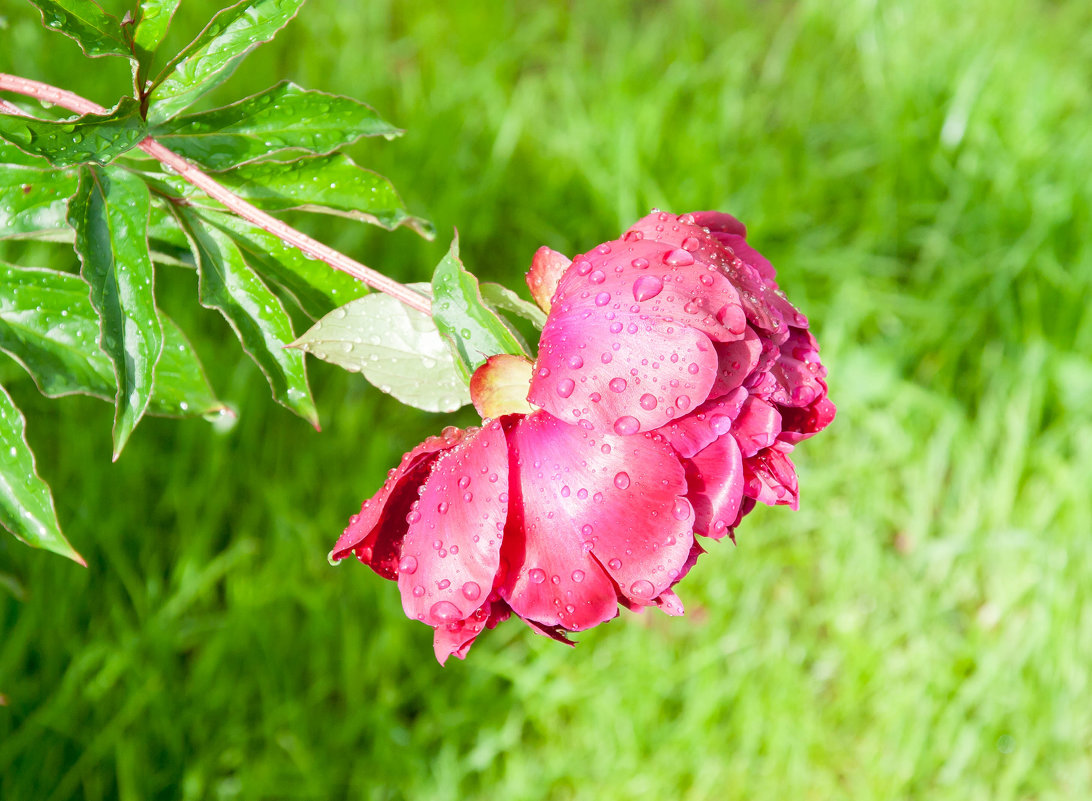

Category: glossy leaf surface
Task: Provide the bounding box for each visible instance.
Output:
[68,166,163,457]
[0,383,84,565]
[153,81,401,171]
[0,98,146,168]
[431,235,526,381]
[291,284,470,413]
[172,206,317,426]
[0,164,77,240]
[148,0,307,124]
[27,0,130,59]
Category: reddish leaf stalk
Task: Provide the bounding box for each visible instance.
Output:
[0,73,432,315]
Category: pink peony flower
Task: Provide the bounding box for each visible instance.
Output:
[330,382,699,664]
[527,209,834,526]
[332,210,833,663]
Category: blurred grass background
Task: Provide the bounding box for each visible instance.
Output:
[2,0,1092,798]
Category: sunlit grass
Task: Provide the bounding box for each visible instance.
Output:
[2,0,1091,798]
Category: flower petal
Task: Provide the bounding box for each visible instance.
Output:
[710,328,763,398]
[501,412,694,627]
[731,396,782,457]
[659,388,747,459]
[330,427,467,578]
[688,210,747,237]
[685,433,744,539]
[397,421,510,627]
[529,237,747,433]
[744,442,799,509]
[432,598,512,665]
[526,246,572,313]
[779,395,836,443]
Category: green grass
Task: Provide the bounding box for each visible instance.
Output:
[3,0,1092,798]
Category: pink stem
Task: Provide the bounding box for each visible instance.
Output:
[0,73,432,315]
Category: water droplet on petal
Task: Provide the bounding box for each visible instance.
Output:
[430,600,461,622]
[398,555,418,574]
[589,270,606,284]
[594,291,611,306]
[675,395,691,410]
[462,581,482,601]
[664,248,695,266]
[458,475,471,489]
[672,499,692,521]
[571,570,585,583]
[412,585,426,597]
[710,414,732,435]
[630,579,655,598]
[614,471,631,489]
[568,355,584,369]
[529,568,546,584]
[639,393,657,410]
[437,579,451,590]
[632,274,664,302]
[609,377,627,393]
[681,236,700,252]
[613,416,640,435]
[608,558,623,570]
[557,378,576,398]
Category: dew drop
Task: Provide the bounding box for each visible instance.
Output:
[672,498,692,521]
[398,555,418,574]
[412,585,426,597]
[462,581,482,601]
[614,471,631,489]
[556,378,576,398]
[608,558,623,570]
[608,377,627,393]
[664,248,695,266]
[594,291,611,306]
[589,270,606,284]
[639,393,658,410]
[630,579,655,598]
[529,568,547,584]
[632,274,664,302]
[681,236,701,252]
[710,414,732,435]
[613,416,640,435]
[571,569,585,583]
[430,600,461,622]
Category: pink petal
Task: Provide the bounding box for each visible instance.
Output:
[710,328,762,398]
[659,388,747,459]
[731,396,782,457]
[529,237,748,434]
[432,598,512,665]
[626,212,797,342]
[769,328,828,408]
[685,433,744,539]
[779,395,836,444]
[501,411,694,628]
[654,589,685,616]
[526,246,572,313]
[715,232,777,282]
[743,442,799,510]
[330,427,468,578]
[687,210,747,237]
[397,421,510,627]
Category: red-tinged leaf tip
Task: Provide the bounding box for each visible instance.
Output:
[526,247,571,313]
[469,354,534,419]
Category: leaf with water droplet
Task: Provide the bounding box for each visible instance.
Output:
[151,81,403,171]
[430,233,528,382]
[0,383,85,565]
[171,205,317,427]
[0,97,146,168]
[0,164,77,240]
[68,165,163,459]
[208,153,433,238]
[290,283,469,413]
[27,0,132,60]
[199,209,368,319]
[0,262,225,417]
[147,0,308,124]
[132,0,182,72]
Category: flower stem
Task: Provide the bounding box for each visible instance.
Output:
[0,73,432,315]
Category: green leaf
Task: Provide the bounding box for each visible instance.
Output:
[0,164,78,240]
[68,166,164,458]
[171,206,317,426]
[430,233,527,382]
[27,0,131,60]
[479,281,547,330]
[0,97,146,168]
[215,153,434,237]
[0,141,50,168]
[132,0,182,68]
[151,81,402,171]
[146,199,191,250]
[290,284,470,413]
[147,0,307,124]
[0,262,225,415]
[200,210,368,319]
[0,382,85,565]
